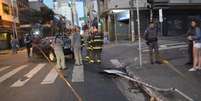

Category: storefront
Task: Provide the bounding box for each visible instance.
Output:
[0,32,11,50]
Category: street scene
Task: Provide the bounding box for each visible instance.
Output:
[0,0,201,101]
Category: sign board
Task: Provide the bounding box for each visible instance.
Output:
[79,16,87,21]
[159,9,163,22]
[107,0,147,9]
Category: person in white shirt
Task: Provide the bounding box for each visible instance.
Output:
[51,35,66,70]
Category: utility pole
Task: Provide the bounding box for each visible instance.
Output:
[11,0,18,38]
[130,0,135,42]
[147,0,154,22]
[71,0,78,25]
[136,0,142,68]
[114,13,117,43]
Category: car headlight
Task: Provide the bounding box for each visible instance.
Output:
[33,31,40,35]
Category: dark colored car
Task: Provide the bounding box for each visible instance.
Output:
[32,35,74,62]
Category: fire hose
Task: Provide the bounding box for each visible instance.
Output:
[34,46,83,101]
[104,70,194,101]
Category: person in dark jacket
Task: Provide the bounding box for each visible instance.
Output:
[144,22,160,64]
[24,34,32,58]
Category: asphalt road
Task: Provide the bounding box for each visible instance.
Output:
[0,50,128,101]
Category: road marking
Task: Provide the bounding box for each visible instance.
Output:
[0,64,28,83]
[0,66,11,72]
[72,65,84,82]
[11,63,46,87]
[143,44,187,52]
[110,59,123,68]
[41,67,58,85]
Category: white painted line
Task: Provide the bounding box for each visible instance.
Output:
[11,63,46,87]
[72,65,84,82]
[110,59,123,68]
[0,64,28,83]
[41,67,58,85]
[143,45,187,52]
[0,66,11,72]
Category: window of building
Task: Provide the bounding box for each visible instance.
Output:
[2,3,10,15]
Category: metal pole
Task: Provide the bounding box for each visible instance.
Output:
[114,14,117,43]
[72,0,78,25]
[161,22,163,36]
[150,9,153,22]
[136,0,142,67]
[11,0,18,38]
[130,0,135,42]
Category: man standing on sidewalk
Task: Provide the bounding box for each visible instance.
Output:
[144,22,160,64]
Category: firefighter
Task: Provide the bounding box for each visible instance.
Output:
[87,28,95,63]
[91,26,103,63]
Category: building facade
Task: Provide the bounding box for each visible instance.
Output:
[53,0,72,24]
[0,0,19,49]
[99,0,148,41]
[100,0,201,41]
[152,0,201,36]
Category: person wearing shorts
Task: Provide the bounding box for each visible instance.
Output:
[188,19,201,71]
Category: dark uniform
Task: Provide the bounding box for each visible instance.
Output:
[144,24,160,64]
[90,31,103,63]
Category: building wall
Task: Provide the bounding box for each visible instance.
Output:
[0,0,14,22]
[53,0,72,23]
[107,0,147,9]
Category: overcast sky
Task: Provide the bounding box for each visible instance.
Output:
[44,0,53,9]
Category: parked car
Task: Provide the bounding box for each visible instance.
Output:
[32,35,74,62]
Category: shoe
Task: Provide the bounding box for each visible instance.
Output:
[89,60,94,63]
[62,68,68,70]
[155,61,162,64]
[75,64,81,66]
[97,60,101,63]
[188,68,197,72]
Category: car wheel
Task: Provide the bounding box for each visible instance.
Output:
[49,52,56,62]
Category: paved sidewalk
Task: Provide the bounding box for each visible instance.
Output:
[0,48,25,55]
[102,37,201,101]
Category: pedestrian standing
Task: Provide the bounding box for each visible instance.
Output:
[24,34,32,58]
[188,19,201,71]
[72,27,82,65]
[51,34,66,70]
[10,37,18,54]
[144,22,160,64]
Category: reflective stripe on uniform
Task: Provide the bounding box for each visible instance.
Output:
[93,47,103,50]
[93,39,103,42]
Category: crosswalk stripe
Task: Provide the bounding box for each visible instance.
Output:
[0,66,11,72]
[72,65,84,82]
[41,67,58,85]
[11,63,46,87]
[0,65,28,83]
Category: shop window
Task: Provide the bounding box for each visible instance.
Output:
[2,3,10,15]
[0,33,8,41]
